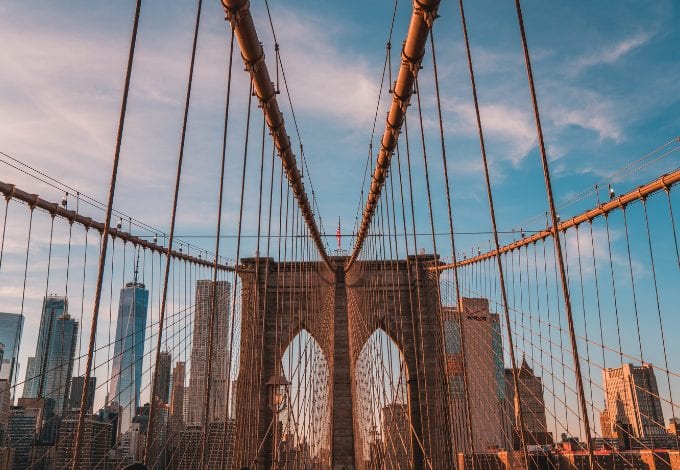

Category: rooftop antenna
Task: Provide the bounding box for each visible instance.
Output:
[133,247,140,284]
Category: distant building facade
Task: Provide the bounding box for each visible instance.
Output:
[174,420,235,470]
[443,298,507,452]
[0,379,10,444]
[170,362,186,420]
[9,398,57,469]
[54,413,113,469]
[67,376,96,414]
[600,363,665,440]
[504,358,552,447]
[156,352,171,404]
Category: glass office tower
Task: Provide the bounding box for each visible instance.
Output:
[23,296,78,415]
[0,312,23,386]
[108,280,149,433]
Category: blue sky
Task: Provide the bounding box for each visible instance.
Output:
[0,0,677,250]
[0,0,678,439]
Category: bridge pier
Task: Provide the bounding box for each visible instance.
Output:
[345,254,453,469]
[331,262,356,469]
[234,255,451,469]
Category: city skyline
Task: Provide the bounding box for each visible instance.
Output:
[0,283,675,467]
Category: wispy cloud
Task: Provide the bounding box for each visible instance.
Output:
[259,8,380,129]
[573,31,653,72]
[441,97,536,166]
[550,104,622,143]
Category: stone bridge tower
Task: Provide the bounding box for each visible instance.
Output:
[234,255,452,469]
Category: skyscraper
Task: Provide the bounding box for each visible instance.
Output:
[10,397,57,466]
[442,298,507,452]
[22,296,78,415]
[504,358,552,447]
[186,280,230,425]
[9,404,40,470]
[108,279,149,434]
[156,351,171,404]
[0,312,24,386]
[600,363,665,439]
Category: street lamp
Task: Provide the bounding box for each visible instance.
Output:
[266,374,290,413]
[266,374,290,469]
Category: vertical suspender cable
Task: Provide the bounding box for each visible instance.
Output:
[144,0,203,463]
[201,27,235,469]
[513,1,594,466]
[347,0,441,269]
[226,79,254,465]
[222,0,329,267]
[457,0,531,463]
[0,197,9,272]
[429,28,476,462]
[71,1,142,467]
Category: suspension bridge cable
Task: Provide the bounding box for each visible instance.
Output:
[517,0,624,458]
[428,26,476,462]
[200,25,235,468]
[144,0,203,462]
[347,0,441,270]
[71,1,142,466]
[456,0,531,463]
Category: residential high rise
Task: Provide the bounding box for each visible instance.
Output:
[186,280,230,425]
[54,413,113,469]
[0,312,24,387]
[381,402,411,470]
[174,420,235,470]
[119,403,152,464]
[156,352,171,404]
[600,363,665,439]
[108,279,149,433]
[0,379,11,443]
[67,376,96,414]
[442,298,507,452]
[170,362,185,420]
[9,398,57,469]
[8,405,38,470]
[139,400,171,468]
[97,404,121,451]
[22,296,78,415]
[504,358,552,447]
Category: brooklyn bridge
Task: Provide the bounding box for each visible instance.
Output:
[0,0,678,469]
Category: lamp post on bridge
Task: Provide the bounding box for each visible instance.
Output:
[266,374,290,469]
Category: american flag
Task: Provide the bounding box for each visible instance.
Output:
[336,217,341,249]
